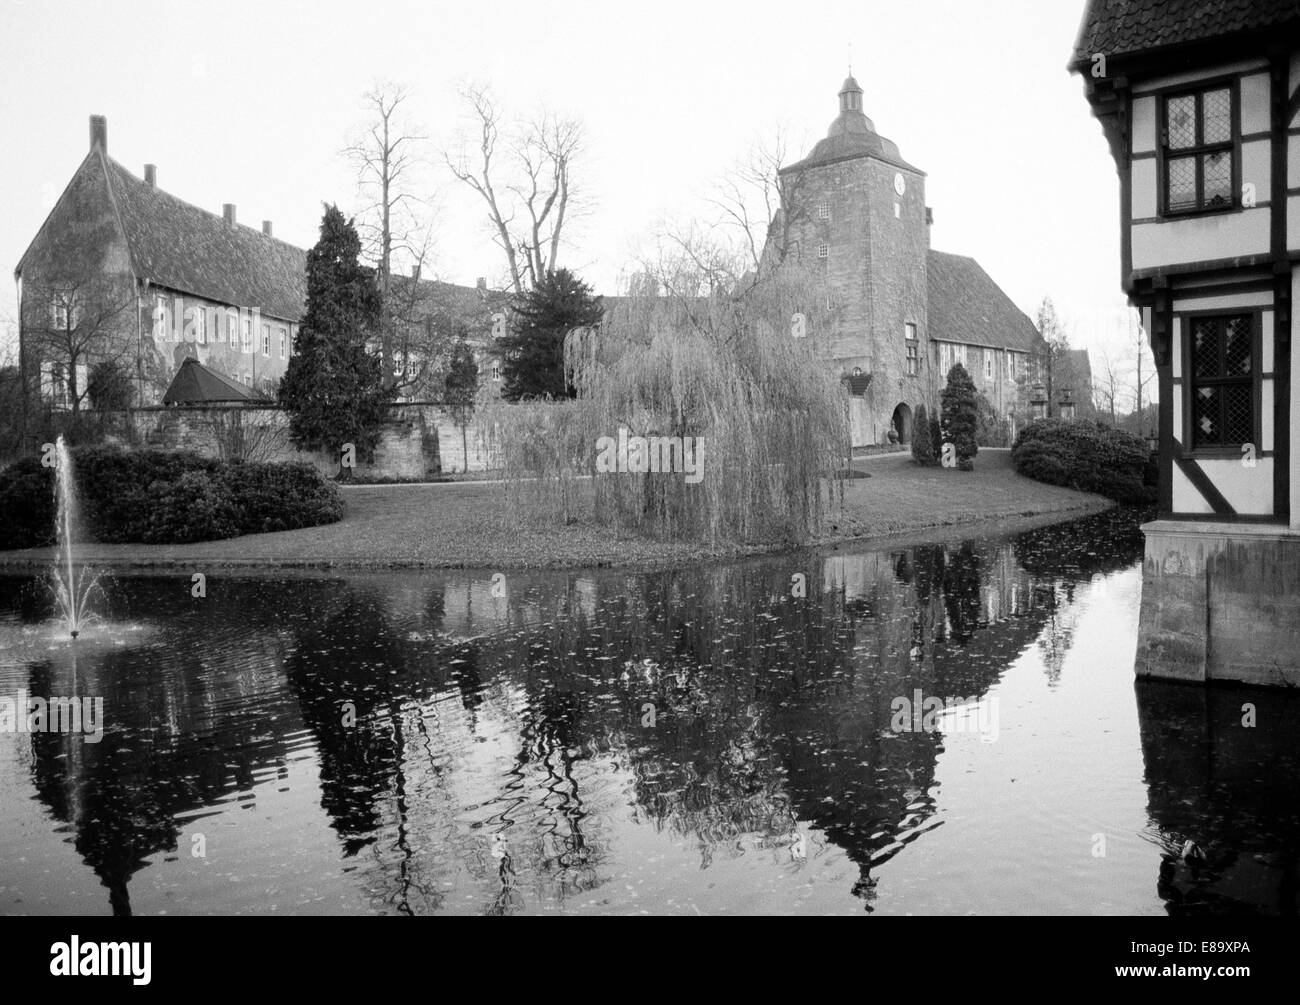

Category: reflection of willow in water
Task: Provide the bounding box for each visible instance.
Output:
[9,507,1151,915]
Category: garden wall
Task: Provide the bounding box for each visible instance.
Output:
[102,403,494,479]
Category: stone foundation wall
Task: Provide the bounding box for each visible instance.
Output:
[1137,520,1300,687]
[109,403,495,478]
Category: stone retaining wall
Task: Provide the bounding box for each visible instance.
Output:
[106,403,495,478]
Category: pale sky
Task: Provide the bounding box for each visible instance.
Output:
[0,0,1135,370]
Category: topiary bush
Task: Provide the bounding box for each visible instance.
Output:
[0,446,344,549]
[1011,419,1156,504]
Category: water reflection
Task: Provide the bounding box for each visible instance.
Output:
[2,507,1294,915]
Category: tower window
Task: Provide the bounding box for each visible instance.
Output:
[492,363,501,382]
[906,340,918,376]
[817,243,829,259]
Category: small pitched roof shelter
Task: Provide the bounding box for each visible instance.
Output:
[162,357,259,405]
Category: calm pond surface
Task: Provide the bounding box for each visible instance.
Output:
[1,507,1298,916]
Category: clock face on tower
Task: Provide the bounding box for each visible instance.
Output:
[893,172,906,196]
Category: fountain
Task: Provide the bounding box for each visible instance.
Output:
[50,435,99,639]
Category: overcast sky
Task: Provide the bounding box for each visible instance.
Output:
[0,0,1135,368]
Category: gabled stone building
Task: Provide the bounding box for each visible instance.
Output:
[15,116,506,412]
[774,76,1047,447]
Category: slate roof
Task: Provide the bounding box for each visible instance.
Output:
[103,157,308,322]
[162,357,259,404]
[926,250,1043,353]
[96,153,502,330]
[1063,348,1093,381]
[1070,0,1300,67]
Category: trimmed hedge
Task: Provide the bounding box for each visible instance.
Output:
[1011,419,1156,504]
[0,446,344,550]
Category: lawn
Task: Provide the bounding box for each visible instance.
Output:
[0,449,1111,571]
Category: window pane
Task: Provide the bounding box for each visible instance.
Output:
[1203,88,1231,144]
[1223,383,1252,444]
[1192,319,1220,379]
[1167,94,1196,149]
[1202,151,1231,208]
[1224,316,1251,376]
[1193,385,1220,446]
[1168,156,1198,211]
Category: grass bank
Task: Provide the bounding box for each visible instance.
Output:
[0,449,1111,572]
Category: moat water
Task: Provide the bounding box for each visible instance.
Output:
[1,507,1297,915]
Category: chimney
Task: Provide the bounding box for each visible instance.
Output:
[476,277,487,291]
[144,164,156,187]
[223,204,236,227]
[262,220,273,237]
[89,115,107,152]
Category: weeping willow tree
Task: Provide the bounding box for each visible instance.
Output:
[480,253,850,545]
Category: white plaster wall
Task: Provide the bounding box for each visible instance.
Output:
[1132,158,1157,219]
[1133,209,1270,268]
[1132,95,1156,153]
[1172,466,1213,513]
[1199,457,1274,514]
[1239,72,1272,134]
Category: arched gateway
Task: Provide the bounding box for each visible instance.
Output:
[891,402,913,444]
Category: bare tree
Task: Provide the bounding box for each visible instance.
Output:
[706,130,812,274]
[1093,344,1122,426]
[206,408,289,462]
[345,81,435,389]
[23,275,136,429]
[1035,296,1072,417]
[444,85,584,292]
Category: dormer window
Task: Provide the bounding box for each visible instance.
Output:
[1162,83,1234,215]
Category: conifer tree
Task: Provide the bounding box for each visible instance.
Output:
[278,205,390,477]
[941,362,979,471]
[443,333,479,472]
[500,268,603,400]
[911,403,935,466]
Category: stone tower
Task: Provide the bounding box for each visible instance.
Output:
[777,76,931,446]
